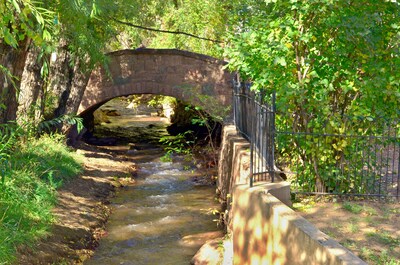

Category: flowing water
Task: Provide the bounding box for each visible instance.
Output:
[85,98,221,265]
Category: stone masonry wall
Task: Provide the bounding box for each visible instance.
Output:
[78,49,234,116]
[217,124,251,232]
[217,124,366,265]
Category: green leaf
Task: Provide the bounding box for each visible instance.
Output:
[10,0,21,13]
[3,28,18,47]
[274,57,287,67]
[42,29,51,41]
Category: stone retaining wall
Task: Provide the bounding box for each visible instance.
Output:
[217,124,366,265]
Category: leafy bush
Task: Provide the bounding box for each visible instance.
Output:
[276,115,398,193]
[226,1,400,193]
[159,131,195,162]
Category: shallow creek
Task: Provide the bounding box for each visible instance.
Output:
[85,99,221,264]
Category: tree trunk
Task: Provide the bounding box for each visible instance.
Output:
[65,56,91,115]
[47,38,73,119]
[0,38,30,123]
[17,44,45,124]
[62,57,91,139]
[48,41,91,120]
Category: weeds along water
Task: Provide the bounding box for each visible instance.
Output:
[0,133,83,264]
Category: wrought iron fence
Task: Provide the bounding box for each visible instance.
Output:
[233,80,400,199]
[233,79,276,186]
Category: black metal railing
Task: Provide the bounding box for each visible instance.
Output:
[233,80,400,199]
[233,78,276,186]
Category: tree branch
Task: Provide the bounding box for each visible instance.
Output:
[112,18,223,44]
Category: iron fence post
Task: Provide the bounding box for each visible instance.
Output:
[250,85,255,187]
[271,91,276,183]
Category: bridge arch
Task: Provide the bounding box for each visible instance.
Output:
[78,49,234,118]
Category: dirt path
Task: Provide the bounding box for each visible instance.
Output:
[17,143,137,265]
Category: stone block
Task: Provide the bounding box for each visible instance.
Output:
[232,184,366,265]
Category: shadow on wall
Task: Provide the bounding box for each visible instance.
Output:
[218,125,366,265]
[232,184,366,265]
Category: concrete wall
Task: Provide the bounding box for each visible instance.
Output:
[217,125,366,265]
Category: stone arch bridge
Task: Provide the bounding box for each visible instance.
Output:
[78,48,234,118]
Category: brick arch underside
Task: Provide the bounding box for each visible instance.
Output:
[78,49,234,117]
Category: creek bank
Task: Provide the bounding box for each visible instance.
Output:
[16,141,223,265]
[16,142,137,264]
[190,236,233,265]
[17,97,226,264]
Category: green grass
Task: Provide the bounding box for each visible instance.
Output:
[342,202,363,214]
[0,133,83,264]
[361,248,400,265]
[348,222,359,233]
[363,205,377,216]
[366,231,400,246]
[292,200,316,212]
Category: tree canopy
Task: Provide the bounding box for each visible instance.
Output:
[225,0,400,119]
[224,0,400,193]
